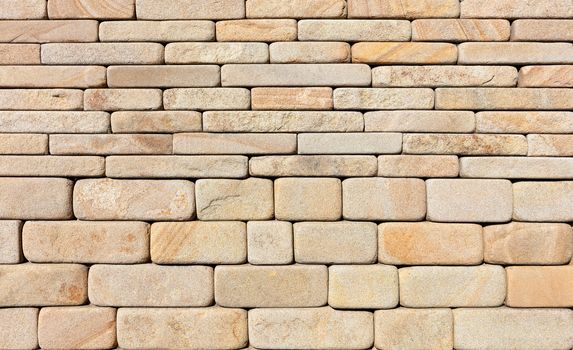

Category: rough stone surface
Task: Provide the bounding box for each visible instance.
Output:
[0,89,82,110]
[251,87,333,110]
[41,43,164,65]
[84,88,162,111]
[0,66,106,88]
[0,134,47,155]
[0,44,40,64]
[476,111,573,133]
[513,181,573,222]
[0,0,45,19]
[404,134,528,155]
[250,155,377,177]
[506,266,573,307]
[460,156,573,179]
[511,19,573,41]
[166,42,268,64]
[111,111,201,133]
[518,65,573,87]
[247,0,346,18]
[47,0,134,19]
[298,132,401,154]
[108,66,220,88]
[528,134,573,156]
[334,88,434,110]
[0,156,103,177]
[50,134,171,155]
[217,19,297,42]
[0,20,98,43]
[348,0,460,18]
[136,0,245,19]
[412,19,509,41]
[100,20,215,41]
[164,88,249,110]
[270,42,350,63]
[298,19,411,41]
[0,220,22,264]
[436,88,573,110]
[378,155,459,177]
[461,0,573,18]
[174,133,295,155]
[352,42,457,64]
[0,111,110,133]
[275,178,342,221]
[247,221,293,265]
[0,308,38,350]
[365,110,475,132]
[458,42,573,65]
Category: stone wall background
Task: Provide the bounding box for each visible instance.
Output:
[0,0,572,349]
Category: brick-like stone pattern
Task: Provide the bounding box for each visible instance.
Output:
[0,1,571,349]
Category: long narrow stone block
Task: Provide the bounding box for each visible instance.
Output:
[136,0,245,19]
[0,66,106,88]
[352,42,457,64]
[166,42,268,64]
[108,66,220,88]
[460,157,573,179]
[41,43,164,65]
[298,19,411,41]
[0,20,98,43]
[250,155,377,177]
[334,88,434,110]
[0,111,109,133]
[247,0,346,18]
[0,156,104,177]
[348,0,460,18]
[50,134,172,155]
[100,20,215,41]
[412,19,509,41]
[174,133,296,155]
[48,0,134,19]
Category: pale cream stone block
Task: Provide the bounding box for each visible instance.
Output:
[100,20,215,41]
[436,88,573,110]
[511,19,573,41]
[0,308,38,350]
[506,266,573,307]
[0,44,40,64]
[365,110,475,133]
[476,111,573,133]
[0,20,98,43]
[41,43,164,65]
[412,19,509,41]
[0,66,106,88]
[166,42,269,64]
[404,134,528,155]
[174,133,296,155]
[459,42,573,65]
[164,88,249,110]
[0,111,109,134]
[460,156,573,179]
[352,42,457,64]
[247,0,346,18]
[250,155,377,177]
[111,111,201,133]
[136,0,245,19]
[50,134,172,155]
[0,89,82,110]
[275,177,341,221]
[247,221,293,265]
[0,0,45,19]
[461,0,573,18]
[378,155,459,177]
[298,133,401,154]
[0,220,22,264]
[348,0,459,18]
[518,65,573,87]
[216,19,297,42]
[528,134,573,156]
[251,87,333,110]
[84,88,162,111]
[48,0,134,19]
[298,19,411,41]
[0,134,47,155]
[108,66,220,88]
[0,156,104,177]
[334,88,434,110]
[270,42,350,63]
[513,181,573,222]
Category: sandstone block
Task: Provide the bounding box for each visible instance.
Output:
[174,133,296,155]
[89,264,212,306]
[23,221,149,264]
[348,0,459,18]
[215,265,327,307]
[352,42,457,64]
[0,221,21,264]
[518,65,573,88]
[427,179,512,223]
[250,155,377,177]
[298,19,411,41]
[460,156,573,179]
[404,134,527,155]
[84,88,162,111]
[48,0,134,19]
[0,263,87,306]
[204,111,364,132]
[0,20,98,43]
[461,0,573,18]
[436,88,573,110]
[111,111,201,133]
[0,0,45,19]
[511,19,573,41]
[117,307,247,349]
[399,265,506,307]
[216,19,297,42]
[294,221,377,264]
[0,44,40,64]
[275,178,341,221]
[41,43,163,65]
[247,221,293,265]
[0,89,82,110]
[151,221,246,264]
[0,156,104,177]
[330,265,398,309]
[74,179,195,221]
[0,308,38,350]
[0,66,106,88]
[222,64,371,87]
[50,134,171,155]
[298,132,401,154]
[0,111,109,133]
[459,42,573,65]
[334,88,434,110]
[195,178,273,220]
[247,0,346,18]
[0,178,73,220]
[412,19,509,41]
[513,181,573,222]
[379,222,483,265]
[343,178,426,221]
[365,110,475,132]
[378,155,459,177]
[136,0,245,19]
[476,111,573,133]
[0,134,47,155]
[38,306,116,350]
[108,66,220,88]
[164,88,249,110]
[100,20,215,41]
[528,134,573,156]
[270,42,350,63]
[166,42,268,64]
[374,308,453,350]
[249,307,373,349]
[506,266,573,307]
[251,87,333,110]
[372,65,517,87]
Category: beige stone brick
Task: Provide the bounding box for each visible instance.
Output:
[111,111,201,133]
[100,20,215,41]
[298,19,411,41]
[329,265,398,309]
[0,178,72,220]
[164,88,249,110]
[459,42,573,65]
[151,221,245,264]
[136,0,245,19]
[247,221,293,265]
[89,264,212,306]
[365,110,474,133]
[0,111,109,133]
[343,178,426,221]
[0,44,40,64]
[484,222,573,265]
[249,307,373,349]
[518,65,573,88]
[251,87,332,110]
[476,111,573,133]
[460,156,573,179]
[195,178,273,221]
[74,179,195,221]
[23,221,149,264]
[38,306,116,350]
[507,266,573,307]
[275,178,341,221]
[298,132,401,154]
[250,155,377,177]
[84,88,162,111]
[454,308,573,350]
[0,156,104,177]
[48,0,134,19]
[247,0,346,18]
[427,179,512,223]
[334,88,434,110]
[404,134,527,156]
[375,308,453,350]
[412,19,509,42]
[461,0,573,18]
[41,43,163,65]
[436,88,573,110]
[0,0,45,19]
[216,264,326,307]
[0,66,105,88]
[108,66,219,88]
[204,111,364,132]
[0,308,38,349]
[513,181,573,222]
[352,42,457,64]
[528,134,573,156]
[0,89,82,110]
[222,64,371,87]
[0,263,87,306]
[378,155,459,177]
[217,19,297,42]
[294,221,377,264]
[349,0,459,18]
[270,42,350,63]
[0,221,22,264]
[372,65,517,87]
[166,42,268,64]
[0,20,98,43]
[379,222,483,265]
[511,19,573,41]
[174,133,296,155]
[50,134,171,155]
[400,265,506,307]
[106,155,247,178]
[0,134,47,155]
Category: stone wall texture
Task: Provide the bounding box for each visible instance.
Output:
[0,0,572,349]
